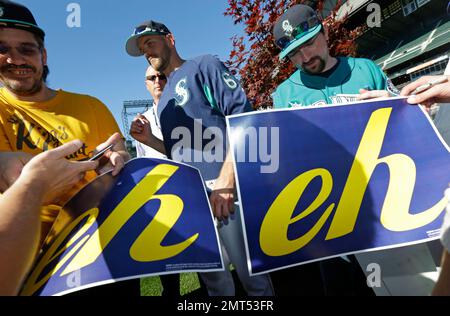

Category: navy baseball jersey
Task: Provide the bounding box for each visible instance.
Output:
[157,54,252,181]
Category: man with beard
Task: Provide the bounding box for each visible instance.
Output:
[272,4,397,109]
[0,0,129,242]
[125,20,274,296]
[269,4,399,295]
[0,1,138,296]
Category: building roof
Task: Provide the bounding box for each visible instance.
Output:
[375,19,450,71]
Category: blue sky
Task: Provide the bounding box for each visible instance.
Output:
[18,0,244,134]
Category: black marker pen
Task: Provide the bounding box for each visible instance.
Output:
[89,144,114,161]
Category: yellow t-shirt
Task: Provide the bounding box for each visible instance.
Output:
[0,88,123,239]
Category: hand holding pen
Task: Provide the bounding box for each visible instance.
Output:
[92,133,127,176]
[89,144,114,161]
[401,75,450,107]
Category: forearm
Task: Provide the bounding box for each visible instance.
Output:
[432,250,450,296]
[209,150,236,219]
[144,136,166,155]
[218,150,235,187]
[0,178,45,295]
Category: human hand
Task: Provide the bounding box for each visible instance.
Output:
[357,89,391,101]
[209,175,235,222]
[18,140,99,205]
[0,151,33,192]
[130,114,152,145]
[401,76,450,107]
[94,132,130,176]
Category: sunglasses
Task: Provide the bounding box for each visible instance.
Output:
[286,33,320,59]
[133,25,168,36]
[0,43,41,57]
[276,16,321,50]
[146,74,167,82]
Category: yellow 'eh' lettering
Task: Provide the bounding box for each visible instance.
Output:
[327,107,446,237]
[21,164,198,295]
[260,168,335,256]
[260,107,446,256]
[21,208,99,296]
[130,194,198,261]
[61,164,198,275]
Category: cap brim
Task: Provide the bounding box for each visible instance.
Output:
[126,33,145,57]
[0,19,45,39]
[125,30,166,57]
[279,24,321,60]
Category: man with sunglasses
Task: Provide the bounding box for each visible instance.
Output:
[0,0,129,240]
[130,66,184,297]
[130,66,168,159]
[126,20,274,296]
[272,4,397,109]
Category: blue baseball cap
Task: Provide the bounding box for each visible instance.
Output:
[273,4,322,60]
[126,20,171,57]
[0,0,45,39]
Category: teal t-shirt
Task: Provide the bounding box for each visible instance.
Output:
[273,57,389,108]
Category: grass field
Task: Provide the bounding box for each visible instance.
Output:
[140,272,202,296]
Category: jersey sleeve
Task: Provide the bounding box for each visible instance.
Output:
[272,89,284,108]
[199,55,253,116]
[369,60,401,95]
[367,60,390,91]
